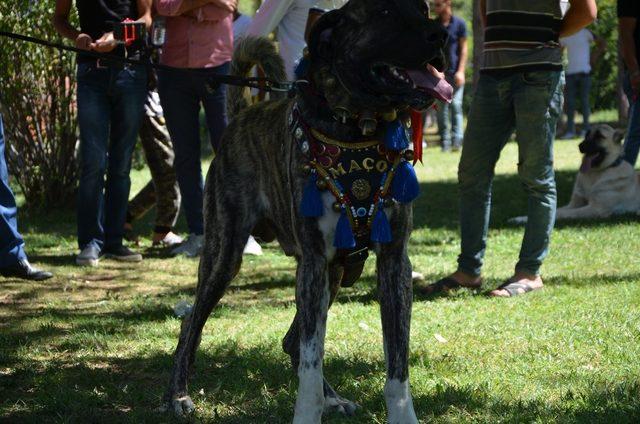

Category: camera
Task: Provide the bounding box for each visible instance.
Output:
[113,18,146,46]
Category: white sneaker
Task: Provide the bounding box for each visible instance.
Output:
[171,233,203,257]
[243,235,263,256]
[412,271,425,282]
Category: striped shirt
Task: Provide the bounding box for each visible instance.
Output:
[482,0,563,73]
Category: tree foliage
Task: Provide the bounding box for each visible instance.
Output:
[0,1,79,208]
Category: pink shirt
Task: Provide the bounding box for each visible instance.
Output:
[155,1,233,68]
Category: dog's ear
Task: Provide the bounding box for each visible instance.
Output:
[308,9,344,62]
[613,129,625,144]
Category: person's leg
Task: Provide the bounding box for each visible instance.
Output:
[199,63,230,154]
[563,73,577,136]
[512,71,563,278]
[623,73,640,166]
[158,68,205,236]
[138,94,181,231]
[75,63,111,252]
[456,74,516,277]
[104,65,148,252]
[0,114,27,268]
[436,100,452,151]
[450,83,465,149]
[580,74,592,133]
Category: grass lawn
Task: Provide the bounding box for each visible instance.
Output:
[1,113,640,423]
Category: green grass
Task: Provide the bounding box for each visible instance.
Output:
[2,116,640,423]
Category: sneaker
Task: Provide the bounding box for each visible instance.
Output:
[76,245,100,267]
[171,233,203,258]
[243,235,263,256]
[412,271,425,282]
[102,245,143,262]
[152,231,183,247]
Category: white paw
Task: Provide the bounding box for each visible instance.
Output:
[385,379,418,424]
[508,216,528,225]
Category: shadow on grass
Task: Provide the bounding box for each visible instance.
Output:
[1,343,638,423]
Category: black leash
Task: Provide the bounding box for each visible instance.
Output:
[0,30,293,93]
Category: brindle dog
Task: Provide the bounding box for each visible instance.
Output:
[164,1,448,422]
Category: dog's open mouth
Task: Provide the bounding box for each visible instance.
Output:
[580,153,601,172]
[371,63,453,103]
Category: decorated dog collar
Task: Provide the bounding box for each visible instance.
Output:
[289,105,419,253]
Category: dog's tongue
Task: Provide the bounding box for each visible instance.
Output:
[580,153,598,173]
[407,66,453,103]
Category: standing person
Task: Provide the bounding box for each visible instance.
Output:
[418,0,597,297]
[53,0,151,267]
[124,87,183,248]
[559,28,606,139]
[0,114,53,281]
[433,0,468,152]
[154,0,235,257]
[618,0,640,166]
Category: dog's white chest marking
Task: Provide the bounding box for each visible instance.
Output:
[317,191,339,260]
[384,378,418,424]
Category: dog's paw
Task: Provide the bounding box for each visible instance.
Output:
[508,216,528,225]
[161,395,195,416]
[324,392,359,416]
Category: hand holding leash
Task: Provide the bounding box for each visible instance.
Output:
[75,33,92,50]
[91,32,117,53]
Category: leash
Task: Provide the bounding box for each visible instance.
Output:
[0,30,293,93]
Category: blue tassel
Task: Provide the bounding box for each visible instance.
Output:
[334,208,356,249]
[392,160,420,203]
[384,120,410,151]
[371,206,392,243]
[301,173,324,217]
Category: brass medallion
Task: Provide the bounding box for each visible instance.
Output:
[351,178,371,201]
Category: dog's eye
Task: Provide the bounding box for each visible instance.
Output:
[381,9,390,16]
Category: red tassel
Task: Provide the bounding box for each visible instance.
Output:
[410,110,423,165]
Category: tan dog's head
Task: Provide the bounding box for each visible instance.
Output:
[578,124,625,172]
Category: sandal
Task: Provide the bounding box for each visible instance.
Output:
[490,280,539,297]
[419,276,482,295]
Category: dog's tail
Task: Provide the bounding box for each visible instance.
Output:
[227,36,288,120]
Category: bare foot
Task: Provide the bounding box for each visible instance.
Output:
[489,272,544,297]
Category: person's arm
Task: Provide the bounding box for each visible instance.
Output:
[137,0,153,28]
[560,0,597,38]
[455,36,468,86]
[620,16,640,91]
[92,0,153,52]
[53,0,92,50]
[194,0,236,22]
[246,0,295,37]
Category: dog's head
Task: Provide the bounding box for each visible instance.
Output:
[578,125,625,172]
[306,0,451,119]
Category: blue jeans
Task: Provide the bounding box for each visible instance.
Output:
[457,70,564,276]
[0,114,27,267]
[76,62,147,250]
[623,72,640,166]
[565,72,591,134]
[157,63,229,235]
[436,75,464,150]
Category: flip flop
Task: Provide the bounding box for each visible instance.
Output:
[419,276,482,295]
[490,280,539,297]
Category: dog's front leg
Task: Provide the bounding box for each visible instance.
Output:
[293,252,330,424]
[377,207,418,424]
